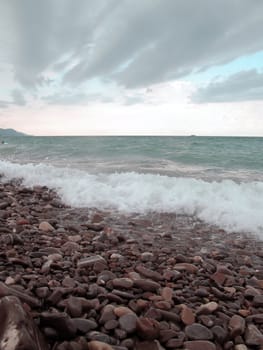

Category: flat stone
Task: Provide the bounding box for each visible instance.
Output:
[119,313,138,333]
[159,329,178,342]
[211,271,226,285]
[61,241,80,253]
[40,311,77,338]
[77,255,107,268]
[161,287,173,302]
[253,295,263,307]
[0,282,41,308]
[88,341,114,350]
[234,345,248,350]
[62,276,76,288]
[104,319,119,331]
[66,296,83,318]
[135,265,163,281]
[159,310,180,323]
[112,278,134,289]
[173,263,198,274]
[5,276,15,285]
[184,340,216,350]
[0,296,48,350]
[181,305,195,325]
[246,313,263,323]
[185,323,213,340]
[229,315,245,338]
[133,279,161,292]
[39,221,55,232]
[114,306,135,317]
[141,252,154,262]
[245,324,263,345]
[97,305,114,325]
[72,318,97,333]
[197,301,219,315]
[135,340,160,350]
[136,317,160,340]
[211,325,228,344]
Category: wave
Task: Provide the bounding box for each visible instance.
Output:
[1,160,263,235]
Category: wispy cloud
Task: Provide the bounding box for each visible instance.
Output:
[193,69,263,103]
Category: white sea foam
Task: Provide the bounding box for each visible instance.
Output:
[1,160,263,235]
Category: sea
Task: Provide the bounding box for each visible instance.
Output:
[0,136,263,235]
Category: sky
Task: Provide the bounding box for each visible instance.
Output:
[0,0,263,136]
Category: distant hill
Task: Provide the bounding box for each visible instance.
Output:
[0,128,27,136]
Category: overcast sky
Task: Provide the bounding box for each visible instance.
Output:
[0,0,263,136]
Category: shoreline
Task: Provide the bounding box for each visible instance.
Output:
[0,178,263,349]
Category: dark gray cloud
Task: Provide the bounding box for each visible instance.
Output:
[2,0,263,100]
[193,70,263,103]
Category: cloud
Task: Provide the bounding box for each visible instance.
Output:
[193,69,263,102]
[3,0,263,92]
[65,0,263,88]
[12,89,26,105]
[0,101,9,109]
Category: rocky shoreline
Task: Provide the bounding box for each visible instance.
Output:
[0,176,263,349]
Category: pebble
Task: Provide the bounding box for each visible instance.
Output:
[181,305,195,325]
[136,317,160,340]
[119,314,138,333]
[39,221,55,232]
[184,340,216,350]
[88,341,114,350]
[1,179,263,350]
[229,314,245,337]
[185,323,213,340]
[77,255,107,268]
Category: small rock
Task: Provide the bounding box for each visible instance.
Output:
[119,313,138,333]
[40,312,77,339]
[181,305,195,325]
[39,221,55,232]
[197,301,219,315]
[136,317,160,340]
[173,263,198,274]
[114,306,135,317]
[161,287,173,302]
[88,341,114,350]
[141,252,154,262]
[133,279,161,292]
[112,278,134,289]
[229,315,245,338]
[72,318,97,333]
[184,340,216,350]
[253,295,263,307]
[185,323,213,340]
[0,296,48,350]
[245,324,263,345]
[77,255,107,268]
[234,345,248,350]
[211,325,227,344]
[5,276,15,285]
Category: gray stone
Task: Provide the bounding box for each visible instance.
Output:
[185,323,213,340]
[0,296,48,350]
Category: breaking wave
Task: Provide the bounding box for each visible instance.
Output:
[1,160,263,235]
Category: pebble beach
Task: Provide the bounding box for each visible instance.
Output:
[1,177,263,350]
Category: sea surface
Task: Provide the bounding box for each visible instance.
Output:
[0,136,263,235]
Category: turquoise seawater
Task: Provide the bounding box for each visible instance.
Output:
[1,136,263,180]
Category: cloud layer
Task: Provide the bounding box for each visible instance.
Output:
[194,69,263,103]
[2,1,263,93]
